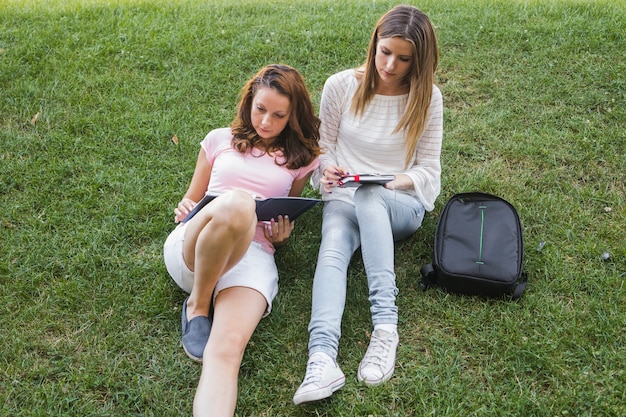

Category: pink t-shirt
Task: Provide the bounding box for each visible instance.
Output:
[200,127,319,254]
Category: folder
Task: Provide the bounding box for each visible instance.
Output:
[182,194,321,223]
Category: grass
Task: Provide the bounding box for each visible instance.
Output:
[1,0,624,415]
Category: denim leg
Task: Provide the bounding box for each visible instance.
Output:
[354,185,425,326]
[307,201,360,360]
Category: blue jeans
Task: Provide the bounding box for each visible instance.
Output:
[307,185,426,359]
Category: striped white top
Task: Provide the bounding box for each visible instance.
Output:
[313,69,444,211]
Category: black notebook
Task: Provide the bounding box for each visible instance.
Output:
[182,194,321,223]
[337,174,395,187]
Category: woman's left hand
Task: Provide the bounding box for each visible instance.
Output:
[264,215,295,247]
[384,173,413,191]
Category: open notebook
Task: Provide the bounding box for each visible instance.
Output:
[182,194,321,223]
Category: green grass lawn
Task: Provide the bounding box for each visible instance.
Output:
[1,0,624,415]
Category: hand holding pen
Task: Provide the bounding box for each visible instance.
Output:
[320,165,349,193]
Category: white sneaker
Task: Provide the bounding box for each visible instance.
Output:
[293,352,346,405]
[357,329,399,386]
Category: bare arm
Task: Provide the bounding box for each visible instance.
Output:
[173,148,212,223]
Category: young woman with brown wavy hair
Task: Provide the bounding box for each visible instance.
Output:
[163,64,320,416]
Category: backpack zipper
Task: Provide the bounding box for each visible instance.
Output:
[476,205,486,264]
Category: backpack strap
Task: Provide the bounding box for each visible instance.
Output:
[419,263,436,291]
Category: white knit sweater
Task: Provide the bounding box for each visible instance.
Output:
[312,69,444,211]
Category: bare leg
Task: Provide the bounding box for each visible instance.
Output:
[193,287,267,417]
[182,190,257,319]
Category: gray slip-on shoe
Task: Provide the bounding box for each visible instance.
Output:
[181,297,212,362]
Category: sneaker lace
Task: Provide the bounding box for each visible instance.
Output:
[361,332,393,369]
[302,356,329,384]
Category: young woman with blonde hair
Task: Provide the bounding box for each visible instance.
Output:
[294,5,443,404]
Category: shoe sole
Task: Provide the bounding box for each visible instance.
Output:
[182,342,203,363]
[293,376,346,405]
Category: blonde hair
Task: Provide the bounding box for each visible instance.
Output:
[351,5,439,167]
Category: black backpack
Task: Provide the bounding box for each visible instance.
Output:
[420,192,528,299]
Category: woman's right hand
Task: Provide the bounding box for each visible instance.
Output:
[174,197,197,223]
[320,165,349,193]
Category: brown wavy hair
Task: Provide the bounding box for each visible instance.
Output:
[351,5,439,168]
[231,64,321,170]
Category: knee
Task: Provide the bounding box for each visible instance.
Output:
[354,186,389,219]
[318,240,352,269]
[211,190,256,230]
[354,184,385,204]
[207,331,248,365]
